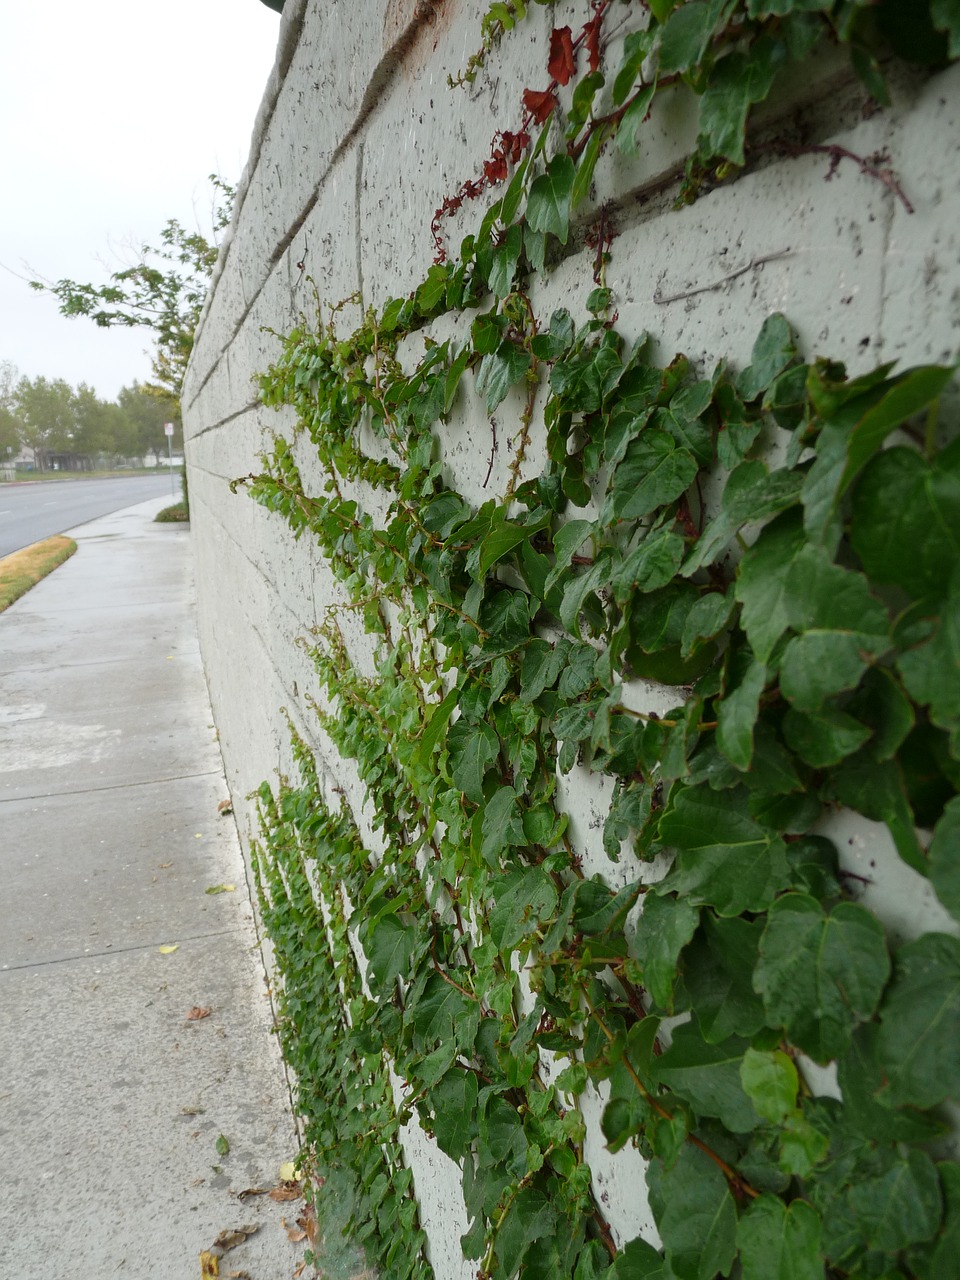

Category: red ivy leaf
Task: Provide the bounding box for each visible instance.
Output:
[502,130,531,163]
[548,26,576,85]
[522,87,559,124]
[583,12,602,73]
[484,154,508,184]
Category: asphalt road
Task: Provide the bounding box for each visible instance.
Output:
[0,474,179,557]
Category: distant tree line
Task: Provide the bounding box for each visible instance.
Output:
[0,359,180,472]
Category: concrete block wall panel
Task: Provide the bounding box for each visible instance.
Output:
[183,3,960,1273]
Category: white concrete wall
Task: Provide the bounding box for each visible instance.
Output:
[183,3,960,1274]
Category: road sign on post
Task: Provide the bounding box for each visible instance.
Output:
[164,423,175,499]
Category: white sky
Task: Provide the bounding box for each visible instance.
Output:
[0,0,281,401]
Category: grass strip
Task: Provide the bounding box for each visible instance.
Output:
[154,501,189,523]
[0,536,77,612]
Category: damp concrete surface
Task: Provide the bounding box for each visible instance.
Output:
[0,497,304,1280]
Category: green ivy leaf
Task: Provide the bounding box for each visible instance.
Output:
[716,658,767,770]
[910,1161,960,1279]
[495,1187,559,1276]
[680,591,735,658]
[684,913,766,1044]
[473,512,551,578]
[615,82,658,155]
[878,932,960,1109]
[827,751,925,874]
[781,705,871,768]
[739,1048,798,1123]
[610,1236,667,1278]
[489,223,523,299]
[409,970,478,1053]
[698,37,786,165]
[612,527,686,602]
[447,718,500,803]
[489,866,558,952]
[930,796,960,922]
[686,460,803,573]
[839,364,955,494]
[737,314,799,402]
[658,0,724,73]
[777,1111,829,1179]
[851,443,960,598]
[366,913,416,990]
[476,339,532,413]
[898,566,960,748]
[479,1089,528,1168]
[846,1148,943,1254]
[428,1068,479,1160]
[647,1143,738,1280]
[755,893,890,1063]
[526,154,576,243]
[572,123,607,210]
[633,892,700,1011]
[837,1024,948,1144]
[736,1196,824,1280]
[605,430,699,522]
[654,1021,760,1132]
[657,785,792,916]
[480,785,525,865]
[519,637,567,704]
[777,546,890,712]
[735,511,807,663]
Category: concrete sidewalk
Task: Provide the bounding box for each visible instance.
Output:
[0,499,303,1279]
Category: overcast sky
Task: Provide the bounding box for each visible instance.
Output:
[0,0,281,401]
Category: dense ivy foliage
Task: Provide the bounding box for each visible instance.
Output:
[242,2,960,1277]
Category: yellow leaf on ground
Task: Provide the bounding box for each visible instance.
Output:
[205,884,236,895]
[200,1251,219,1278]
[278,1161,299,1182]
[159,945,179,954]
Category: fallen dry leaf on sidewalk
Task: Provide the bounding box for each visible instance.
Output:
[205,884,236,895]
[269,1181,302,1202]
[217,799,233,816]
[186,1006,212,1021]
[159,945,178,954]
[285,1205,318,1248]
[200,1252,219,1278]
[212,1225,259,1253]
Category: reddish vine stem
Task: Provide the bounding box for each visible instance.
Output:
[752,140,915,214]
[588,1004,760,1201]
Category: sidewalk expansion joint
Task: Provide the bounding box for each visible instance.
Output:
[0,769,223,805]
[1,926,247,974]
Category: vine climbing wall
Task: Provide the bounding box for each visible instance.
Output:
[184,3,960,1277]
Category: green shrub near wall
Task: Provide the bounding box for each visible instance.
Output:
[244,3,960,1277]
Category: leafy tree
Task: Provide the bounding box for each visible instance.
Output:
[117,382,181,465]
[15,376,76,470]
[29,175,234,400]
[0,360,22,459]
[72,384,134,460]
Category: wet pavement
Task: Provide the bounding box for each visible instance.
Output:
[0,498,303,1280]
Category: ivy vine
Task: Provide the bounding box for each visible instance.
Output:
[237,2,960,1278]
